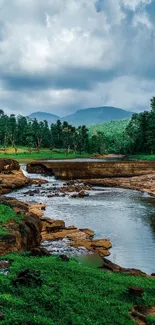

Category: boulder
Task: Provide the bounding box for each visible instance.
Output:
[71,191,89,198]
[0,159,19,173]
[100,258,148,277]
[60,255,70,262]
[30,247,51,257]
[91,239,112,249]
[79,228,94,237]
[41,218,65,232]
[128,286,144,297]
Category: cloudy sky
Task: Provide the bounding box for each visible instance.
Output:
[0,0,155,117]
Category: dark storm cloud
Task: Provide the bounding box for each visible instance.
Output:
[0,0,155,115]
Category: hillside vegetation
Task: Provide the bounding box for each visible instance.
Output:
[89,119,130,137]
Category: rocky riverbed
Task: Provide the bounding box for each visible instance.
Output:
[1,158,155,277]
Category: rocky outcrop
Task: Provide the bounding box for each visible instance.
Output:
[41,217,112,257]
[27,160,155,180]
[0,198,46,256]
[0,159,20,173]
[83,174,155,196]
[100,258,148,277]
[0,159,31,195]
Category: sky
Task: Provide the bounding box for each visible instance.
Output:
[0,0,155,117]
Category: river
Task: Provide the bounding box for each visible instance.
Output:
[6,164,155,274]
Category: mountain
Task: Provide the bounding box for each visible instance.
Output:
[29,112,60,124]
[62,106,134,126]
[28,106,134,126]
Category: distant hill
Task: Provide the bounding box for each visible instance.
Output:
[29,112,60,124]
[62,107,134,126]
[28,106,134,126]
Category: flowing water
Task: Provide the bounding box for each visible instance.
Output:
[6,164,155,274]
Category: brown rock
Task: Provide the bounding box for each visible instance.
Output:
[79,228,94,237]
[91,239,112,249]
[41,219,65,232]
[100,258,147,277]
[30,247,51,257]
[128,286,144,297]
[60,255,70,262]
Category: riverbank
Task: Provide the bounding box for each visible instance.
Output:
[0,147,93,162]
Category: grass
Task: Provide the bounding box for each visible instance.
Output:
[0,147,93,162]
[0,253,155,325]
[0,204,23,236]
[129,154,155,161]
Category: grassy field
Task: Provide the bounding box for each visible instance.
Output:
[0,147,93,162]
[0,253,155,325]
[0,204,23,236]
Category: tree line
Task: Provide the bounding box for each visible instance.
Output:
[0,97,155,155]
[0,111,89,154]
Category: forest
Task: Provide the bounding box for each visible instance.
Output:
[0,97,155,155]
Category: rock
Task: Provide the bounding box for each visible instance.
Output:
[60,255,70,262]
[41,218,65,233]
[91,239,112,249]
[21,212,42,250]
[24,189,40,196]
[100,258,148,277]
[13,269,42,287]
[0,261,9,269]
[30,247,51,257]
[0,159,19,173]
[128,286,144,297]
[0,234,16,244]
[27,160,155,182]
[79,228,94,237]
[151,273,155,277]
[71,191,89,198]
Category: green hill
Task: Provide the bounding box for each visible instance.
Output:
[89,118,130,137]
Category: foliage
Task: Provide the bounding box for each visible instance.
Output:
[1,96,155,156]
[0,253,155,325]
[89,119,130,154]
[0,204,23,236]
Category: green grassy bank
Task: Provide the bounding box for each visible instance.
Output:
[0,253,155,325]
[0,204,23,236]
[130,154,155,161]
[0,147,92,162]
